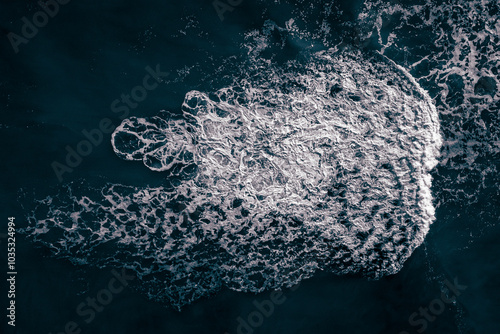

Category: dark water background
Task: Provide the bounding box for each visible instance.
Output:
[1,0,499,333]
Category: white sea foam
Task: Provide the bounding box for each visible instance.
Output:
[24,45,442,309]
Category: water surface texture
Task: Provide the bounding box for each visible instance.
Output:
[25,45,442,309]
[1,0,499,333]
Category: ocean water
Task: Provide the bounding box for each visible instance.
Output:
[0,0,499,333]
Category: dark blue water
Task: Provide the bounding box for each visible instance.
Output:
[1,0,499,333]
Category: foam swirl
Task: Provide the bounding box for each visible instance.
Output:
[24,48,441,309]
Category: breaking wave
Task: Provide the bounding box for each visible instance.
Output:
[23,45,442,309]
